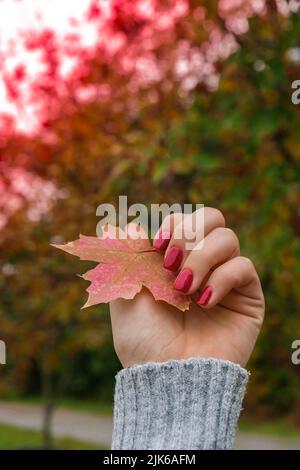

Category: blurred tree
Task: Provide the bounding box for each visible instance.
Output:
[0,204,111,447]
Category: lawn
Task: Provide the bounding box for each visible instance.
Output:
[0,423,104,450]
[239,418,300,439]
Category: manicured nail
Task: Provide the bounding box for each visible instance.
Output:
[153,231,171,251]
[174,268,193,293]
[196,286,212,306]
[163,246,183,271]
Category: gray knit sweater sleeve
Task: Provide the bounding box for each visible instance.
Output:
[112,357,248,450]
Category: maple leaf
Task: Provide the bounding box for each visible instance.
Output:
[52,226,191,311]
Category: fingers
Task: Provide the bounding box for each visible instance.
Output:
[154,207,225,270]
[153,209,261,315]
[195,256,263,314]
[173,227,240,293]
[153,212,185,250]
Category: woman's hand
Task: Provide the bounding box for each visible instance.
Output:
[110,207,265,368]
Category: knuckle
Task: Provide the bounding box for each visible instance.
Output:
[240,256,255,273]
[229,256,259,288]
[227,228,239,250]
[204,207,225,227]
[215,226,239,244]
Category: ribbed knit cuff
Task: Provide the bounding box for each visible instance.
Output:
[112,357,248,450]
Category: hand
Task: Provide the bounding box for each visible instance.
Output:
[110,207,265,368]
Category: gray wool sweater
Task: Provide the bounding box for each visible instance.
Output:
[112,357,249,450]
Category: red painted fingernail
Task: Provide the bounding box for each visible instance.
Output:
[153,231,171,251]
[163,246,183,271]
[196,286,212,306]
[174,268,193,293]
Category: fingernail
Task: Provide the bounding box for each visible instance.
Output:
[153,231,171,251]
[163,246,183,271]
[196,286,212,306]
[174,268,193,293]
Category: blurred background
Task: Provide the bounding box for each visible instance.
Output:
[0,0,300,450]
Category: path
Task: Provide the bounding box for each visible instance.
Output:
[0,401,112,447]
[0,401,299,450]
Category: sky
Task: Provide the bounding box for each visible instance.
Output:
[0,0,88,38]
[0,0,100,132]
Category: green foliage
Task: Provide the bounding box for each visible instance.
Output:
[0,423,103,450]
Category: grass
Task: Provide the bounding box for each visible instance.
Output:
[239,418,300,439]
[2,395,113,416]
[0,422,105,450]
[58,397,113,416]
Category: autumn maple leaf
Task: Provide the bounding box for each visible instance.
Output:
[52,226,191,311]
